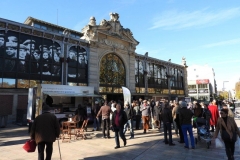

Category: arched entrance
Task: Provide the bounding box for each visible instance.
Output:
[99,53,126,102]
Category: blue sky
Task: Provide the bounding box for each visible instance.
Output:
[1,0,240,91]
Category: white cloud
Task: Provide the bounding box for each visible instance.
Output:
[149,7,240,30]
[202,38,240,48]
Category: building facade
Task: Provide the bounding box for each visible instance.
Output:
[0,13,188,124]
[187,64,217,101]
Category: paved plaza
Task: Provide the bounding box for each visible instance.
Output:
[1,120,240,160]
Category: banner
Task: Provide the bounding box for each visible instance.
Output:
[122,86,131,105]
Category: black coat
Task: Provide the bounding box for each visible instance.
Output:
[124,106,134,120]
[161,107,173,123]
[111,110,128,127]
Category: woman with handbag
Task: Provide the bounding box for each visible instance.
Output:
[214,108,240,160]
[111,103,128,149]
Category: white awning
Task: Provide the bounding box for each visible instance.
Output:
[42,92,101,97]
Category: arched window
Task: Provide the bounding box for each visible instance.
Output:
[99,53,125,93]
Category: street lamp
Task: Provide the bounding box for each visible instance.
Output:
[222,81,229,91]
[223,81,229,100]
[166,66,174,102]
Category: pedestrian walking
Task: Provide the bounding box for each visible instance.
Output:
[123,101,134,139]
[30,104,60,160]
[214,108,240,160]
[111,103,128,149]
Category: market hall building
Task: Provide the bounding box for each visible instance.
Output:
[0,13,188,125]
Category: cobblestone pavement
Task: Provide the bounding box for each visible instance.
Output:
[1,119,240,160]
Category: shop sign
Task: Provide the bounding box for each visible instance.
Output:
[196,79,209,84]
[198,89,208,93]
[188,89,197,93]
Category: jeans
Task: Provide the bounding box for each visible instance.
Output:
[181,124,195,148]
[93,117,101,130]
[115,126,126,147]
[223,140,235,160]
[37,141,53,160]
[123,119,134,138]
[102,118,110,137]
[163,122,173,144]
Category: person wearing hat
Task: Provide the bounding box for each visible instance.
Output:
[68,48,78,78]
[4,42,17,71]
[39,44,49,53]
[92,101,101,131]
[23,39,35,50]
[7,36,18,45]
[179,101,195,149]
[5,42,17,58]
[18,44,28,72]
[30,104,60,160]
[213,107,240,160]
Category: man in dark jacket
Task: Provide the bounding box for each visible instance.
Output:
[179,101,195,149]
[111,103,128,149]
[30,104,60,160]
[92,101,101,131]
[97,101,112,138]
[161,102,175,146]
[123,101,134,139]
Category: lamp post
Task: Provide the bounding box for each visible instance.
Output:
[166,66,173,102]
[223,81,229,100]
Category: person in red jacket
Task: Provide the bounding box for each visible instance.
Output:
[208,99,219,132]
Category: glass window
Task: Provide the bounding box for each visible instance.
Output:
[29,80,40,87]
[99,53,125,90]
[34,23,41,28]
[41,26,47,30]
[17,79,29,88]
[2,78,15,88]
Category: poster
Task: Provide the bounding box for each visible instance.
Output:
[122,86,131,105]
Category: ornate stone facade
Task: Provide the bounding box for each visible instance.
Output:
[82,13,139,93]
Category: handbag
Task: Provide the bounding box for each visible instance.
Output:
[110,126,116,132]
[196,117,206,124]
[23,140,37,152]
[215,137,224,148]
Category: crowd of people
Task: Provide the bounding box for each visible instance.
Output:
[30,98,240,160]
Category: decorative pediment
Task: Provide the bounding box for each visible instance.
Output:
[81,13,139,48]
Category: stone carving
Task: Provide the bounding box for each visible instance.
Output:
[63,29,70,37]
[110,12,119,22]
[103,39,125,50]
[81,13,139,49]
[88,16,96,26]
[182,57,187,67]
